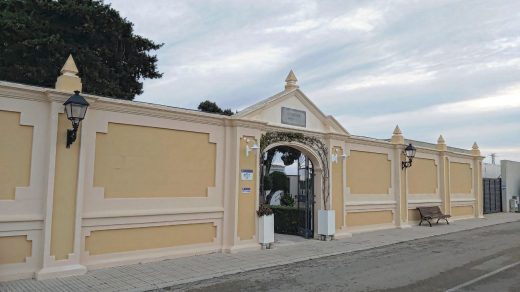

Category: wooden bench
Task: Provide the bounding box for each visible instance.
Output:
[416,206,451,227]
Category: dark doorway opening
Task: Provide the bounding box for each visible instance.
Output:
[483,178,502,214]
[260,146,315,238]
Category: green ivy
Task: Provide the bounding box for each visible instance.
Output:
[259,131,330,209]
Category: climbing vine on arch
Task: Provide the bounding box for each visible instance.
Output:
[259,131,330,209]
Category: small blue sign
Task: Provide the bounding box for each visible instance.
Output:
[241,169,253,181]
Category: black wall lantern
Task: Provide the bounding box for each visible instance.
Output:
[401,143,416,169]
[63,90,89,148]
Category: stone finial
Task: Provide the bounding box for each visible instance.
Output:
[284,70,299,90]
[437,135,447,151]
[471,142,481,156]
[61,54,79,75]
[55,54,82,92]
[391,125,404,144]
[393,125,402,135]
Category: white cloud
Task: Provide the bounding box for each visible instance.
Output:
[261,6,384,34]
[438,85,520,114]
[335,70,436,91]
[335,84,520,141]
[263,20,321,33]
[488,37,520,50]
[173,45,289,75]
[329,8,383,32]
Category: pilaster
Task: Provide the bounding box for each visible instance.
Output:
[222,125,239,251]
[390,125,408,228]
[37,104,87,280]
[437,135,450,214]
[471,142,484,218]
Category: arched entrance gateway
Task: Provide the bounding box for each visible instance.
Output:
[259,132,329,239]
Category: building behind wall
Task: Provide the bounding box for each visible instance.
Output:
[483,163,501,179]
[501,160,520,212]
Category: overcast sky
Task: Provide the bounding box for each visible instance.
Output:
[107,0,520,163]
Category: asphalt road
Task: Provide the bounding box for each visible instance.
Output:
[162,222,520,292]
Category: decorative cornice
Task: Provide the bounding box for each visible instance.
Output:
[347,136,394,149]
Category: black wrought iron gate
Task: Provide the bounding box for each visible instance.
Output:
[483,178,502,214]
[297,156,314,238]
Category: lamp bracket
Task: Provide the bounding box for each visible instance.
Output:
[66,124,79,148]
[402,159,413,170]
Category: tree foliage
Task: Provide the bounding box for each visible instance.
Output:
[198,100,233,116]
[269,171,289,193]
[265,171,289,203]
[280,193,295,207]
[262,146,301,176]
[0,0,162,100]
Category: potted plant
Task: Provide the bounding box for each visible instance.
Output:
[257,204,274,249]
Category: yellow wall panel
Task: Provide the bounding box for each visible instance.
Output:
[0,236,32,265]
[85,223,216,255]
[94,123,216,198]
[331,147,344,230]
[450,162,472,194]
[347,151,391,195]
[408,158,437,194]
[237,137,257,241]
[408,209,422,221]
[51,113,79,260]
[0,111,32,200]
[346,210,393,227]
[451,205,474,217]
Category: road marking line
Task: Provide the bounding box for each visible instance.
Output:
[445,260,520,292]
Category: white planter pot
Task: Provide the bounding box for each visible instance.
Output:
[318,210,335,236]
[258,214,274,244]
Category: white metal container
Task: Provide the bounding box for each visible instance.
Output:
[258,214,274,244]
[509,198,518,212]
[318,210,335,236]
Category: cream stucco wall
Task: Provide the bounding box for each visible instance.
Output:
[346,210,393,227]
[346,150,391,195]
[0,110,32,200]
[249,94,330,133]
[0,236,32,265]
[85,223,216,255]
[331,147,344,230]
[441,156,451,214]
[407,209,421,222]
[94,123,216,198]
[237,137,257,241]
[0,80,485,281]
[400,162,407,223]
[50,113,80,260]
[408,158,437,195]
[450,162,472,194]
[451,205,474,217]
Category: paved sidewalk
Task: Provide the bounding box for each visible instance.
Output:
[2,213,520,292]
